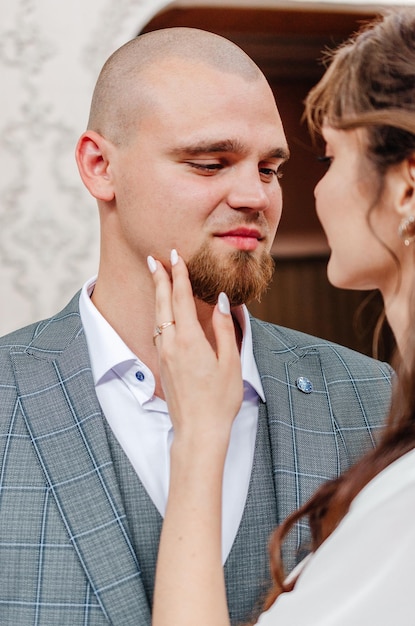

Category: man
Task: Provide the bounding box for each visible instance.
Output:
[0,28,392,626]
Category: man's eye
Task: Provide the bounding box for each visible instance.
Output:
[188,162,222,174]
[317,155,334,168]
[260,167,281,180]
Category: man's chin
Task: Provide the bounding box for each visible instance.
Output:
[187,247,275,307]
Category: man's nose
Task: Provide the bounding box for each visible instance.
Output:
[227,169,271,212]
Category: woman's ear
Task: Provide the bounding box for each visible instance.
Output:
[395,156,415,246]
[395,155,415,217]
[75,130,115,202]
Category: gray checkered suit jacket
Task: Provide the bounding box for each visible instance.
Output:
[0,293,392,625]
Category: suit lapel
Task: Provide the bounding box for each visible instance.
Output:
[9,300,150,625]
[251,319,338,571]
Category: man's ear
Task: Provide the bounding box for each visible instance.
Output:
[75,130,115,202]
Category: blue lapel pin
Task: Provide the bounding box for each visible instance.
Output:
[296,376,313,394]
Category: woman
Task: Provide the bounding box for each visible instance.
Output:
[150,10,415,626]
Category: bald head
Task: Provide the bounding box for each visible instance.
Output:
[87,28,264,144]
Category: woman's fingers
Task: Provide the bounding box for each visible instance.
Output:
[214,293,235,354]
[213,293,240,365]
[148,249,241,362]
[169,251,200,337]
[148,250,243,422]
[147,254,175,345]
[212,294,244,414]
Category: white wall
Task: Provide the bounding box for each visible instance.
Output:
[0,0,170,335]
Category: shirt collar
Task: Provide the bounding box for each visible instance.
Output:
[79,276,265,402]
[232,305,265,402]
[79,276,139,385]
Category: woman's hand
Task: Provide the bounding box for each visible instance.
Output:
[149,249,239,626]
[148,249,243,443]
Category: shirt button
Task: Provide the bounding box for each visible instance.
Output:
[135,371,145,382]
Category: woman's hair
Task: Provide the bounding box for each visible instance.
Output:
[305,9,415,171]
[263,8,415,609]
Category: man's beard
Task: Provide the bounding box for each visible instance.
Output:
[187,244,275,307]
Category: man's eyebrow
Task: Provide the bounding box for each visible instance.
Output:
[169,139,290,161]
[266,147,290,162]
[169,139,246,156]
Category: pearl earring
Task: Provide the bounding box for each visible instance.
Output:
[398,215,415,246]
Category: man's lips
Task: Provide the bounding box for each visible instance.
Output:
[215,228,264,251]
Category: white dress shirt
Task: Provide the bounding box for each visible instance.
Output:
[256,447,415,625]
[79,276,265,562]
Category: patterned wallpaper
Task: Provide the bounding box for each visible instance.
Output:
[0,0,170,335]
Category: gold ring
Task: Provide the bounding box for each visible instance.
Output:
[153,320,175,345]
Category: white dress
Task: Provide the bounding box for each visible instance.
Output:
[256,448,415,626]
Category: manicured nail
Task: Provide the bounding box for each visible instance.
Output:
[147,255,157,274]
[218,292,230,315]
[171,249,178,266]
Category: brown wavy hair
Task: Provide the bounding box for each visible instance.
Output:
[263,8,415,609]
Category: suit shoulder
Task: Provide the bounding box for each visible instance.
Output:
[0,292,82,359]
[0,321,44,352]
[250,318,392,375]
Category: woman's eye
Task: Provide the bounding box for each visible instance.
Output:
[317,155,334,168]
